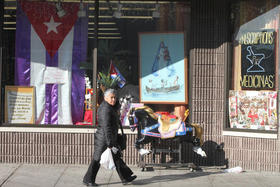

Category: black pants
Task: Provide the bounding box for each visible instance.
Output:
[83,150,133,183]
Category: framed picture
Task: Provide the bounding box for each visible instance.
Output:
[5,86,35,124]
[138,32,187,104]
[229,90,277,131]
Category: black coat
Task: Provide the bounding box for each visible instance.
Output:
[93,100,119,161]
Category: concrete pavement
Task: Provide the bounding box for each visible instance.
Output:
[1,163,280,187]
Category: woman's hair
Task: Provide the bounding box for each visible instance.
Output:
[104,88,116,98]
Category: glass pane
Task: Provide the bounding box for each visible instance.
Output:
[229,0,278,131]
[1,0,191,126]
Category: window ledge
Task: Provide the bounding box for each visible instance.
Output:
[222,130,278,139]
[0,127,136,134]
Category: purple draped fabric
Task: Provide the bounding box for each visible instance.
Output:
[15,1,88,124]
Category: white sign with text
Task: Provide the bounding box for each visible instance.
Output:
[43,67,68,84]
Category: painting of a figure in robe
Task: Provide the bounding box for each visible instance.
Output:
[139,32,187,104]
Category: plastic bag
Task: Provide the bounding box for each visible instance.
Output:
[100,148,116,170]
[224,166,243,173]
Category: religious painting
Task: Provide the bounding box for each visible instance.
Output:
[139,32,187,104]
[239,30,275,90]
[229,90,277,131]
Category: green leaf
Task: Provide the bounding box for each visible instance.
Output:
[98,72,119,89]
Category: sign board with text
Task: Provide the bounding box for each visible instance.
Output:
[240,30,275,90]
[5,86,35,124]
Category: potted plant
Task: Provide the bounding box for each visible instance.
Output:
[97,71,119,92]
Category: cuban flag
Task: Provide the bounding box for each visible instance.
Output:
[15,0,88,124]
[109,61,126,88]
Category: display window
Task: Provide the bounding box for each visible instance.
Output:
[228,0,279,132]
[1,0,191,127]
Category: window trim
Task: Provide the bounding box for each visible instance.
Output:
[222,129,277,139]
[224,41,279,136]
[0,126,136,134]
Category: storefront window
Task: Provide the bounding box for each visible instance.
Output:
[1,0,190,126]
[228,0,279,131]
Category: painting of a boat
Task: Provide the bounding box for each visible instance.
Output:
[139,32,187,103]
[146,85,180,94]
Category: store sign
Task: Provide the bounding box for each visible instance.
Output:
[239,30,275,90]
[5,86,35,124]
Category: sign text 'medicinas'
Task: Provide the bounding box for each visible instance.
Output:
[240,30,275,90]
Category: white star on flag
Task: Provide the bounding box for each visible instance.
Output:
[44,16,61,34]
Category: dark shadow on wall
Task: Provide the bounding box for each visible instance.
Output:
[194,141,228,168]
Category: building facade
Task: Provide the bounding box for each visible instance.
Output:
[1,0,280,172]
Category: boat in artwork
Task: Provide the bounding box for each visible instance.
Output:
[145,85,180,94]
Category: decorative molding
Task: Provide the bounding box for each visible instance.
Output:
[223,130,278,139]
[0,127,136,134]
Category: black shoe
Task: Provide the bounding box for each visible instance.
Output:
[122,175,137,184]
[83,181,98,186]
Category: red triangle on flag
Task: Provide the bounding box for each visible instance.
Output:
[110,62,117,75]
[20,1,79,57]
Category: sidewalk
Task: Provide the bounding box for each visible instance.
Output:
[1,163,280,187]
